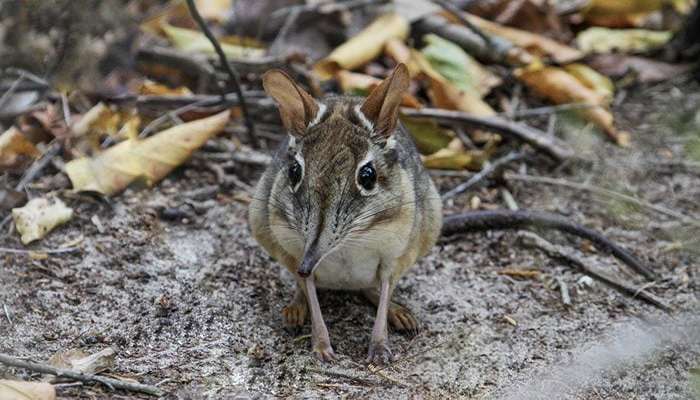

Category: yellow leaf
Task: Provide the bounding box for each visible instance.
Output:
[384,38,422,77]
[583,0,665,17]
[139,80,192,96]
[576,27,672,54]
[336,70,421,108]
[0,127,40,170]
[465,13,583,64]
[194,0,232,22]
[12,197,74,245]
[314,13,409,79]
[422,148,486,170]
[162,24,265,59]
[564,64,614,105]
[65,111,230,196]
[71,103,141,149]
[0,380,55,400]
[516,65,629,145]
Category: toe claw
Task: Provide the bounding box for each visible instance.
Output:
[366,341,393,365]
[313,343,336,362]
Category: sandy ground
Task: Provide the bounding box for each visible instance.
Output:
[1,77,699,399]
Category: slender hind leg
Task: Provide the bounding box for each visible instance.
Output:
[282,283,308,327]
[363,289,420,335]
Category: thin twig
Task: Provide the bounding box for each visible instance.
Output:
[505,173,700,227]
[270,0,387,20]
[431,0,494,49]
[15,141,62,191]
[401,108,574,162]
[3,304,12,326]
[0,74,25,112]
[304,367,383,387]
[0,353,164,397]
[138,98,212,138]
[185,0,259,148]
[442,210,658,280]
[270,8,301,54]
[517,231,671,312]
[441,151,523,200]
[506,102,594,118]
[0,246,80,255]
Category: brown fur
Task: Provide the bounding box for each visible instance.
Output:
[249,65,442,363]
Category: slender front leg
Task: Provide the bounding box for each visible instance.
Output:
[303,277,335,362]
[367,277,394,364]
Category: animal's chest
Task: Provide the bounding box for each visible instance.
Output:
[313,249,380,290]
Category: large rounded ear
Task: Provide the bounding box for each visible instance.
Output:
[262,69,321,136]
[358,63,409,138]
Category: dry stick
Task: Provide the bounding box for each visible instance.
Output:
[0,353,164,397]
[441,151,523,200]
[441,210,658,281]
[304,367,383,387]
[0,246,79,254]
[431,0,494,49]
[414,14,515,65]
[0,141,63,230]
[505,173,700,227]
[401,108,575,162]
[517,231,671,312]
[185,0,259,148]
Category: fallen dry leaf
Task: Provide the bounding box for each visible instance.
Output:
[65,110,230,196]
[161,24,265,59]
[587,54,693,83]
[384,38,422,77]
[70,103,141,151]
[498,268,541,279]
[583,0,665,18]
[576,27,672,54]
[516,64,629,145]
[12,197,74,245]
[314,13,409,79]
[0,380,55,400]
[564,63,614,105]
[336,71,421,108]
[139,80,192,96]
[422,147,487,170]
[464,13,583,64]
[48,348,115,377]
[0,127,40,170]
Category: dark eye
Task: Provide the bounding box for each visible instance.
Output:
[357,163,376,191]
[288,159,302,187]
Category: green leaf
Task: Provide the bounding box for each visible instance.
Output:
[400,116,454,155]
[421,34,481,95]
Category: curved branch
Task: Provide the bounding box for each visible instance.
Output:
[442,210,658,281]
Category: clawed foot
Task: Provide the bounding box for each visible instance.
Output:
[388,304,419,336]
[366,340,393,365]
[282,302,307,327]
[312,341,336,362]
